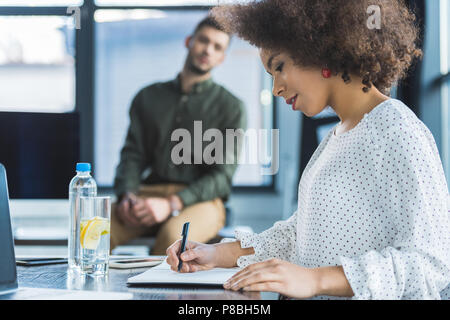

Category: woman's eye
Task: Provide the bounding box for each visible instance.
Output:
[275,62,284,72]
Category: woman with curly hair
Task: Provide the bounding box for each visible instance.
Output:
[166,0,450,299]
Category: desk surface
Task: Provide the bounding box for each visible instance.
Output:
[3,263,277,300]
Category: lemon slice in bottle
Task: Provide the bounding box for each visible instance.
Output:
[80,216,110,250]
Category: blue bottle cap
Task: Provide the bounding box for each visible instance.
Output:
[76,162,91,172]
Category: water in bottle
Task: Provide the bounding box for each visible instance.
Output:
[68,163,97,271]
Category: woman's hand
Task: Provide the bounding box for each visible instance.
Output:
[223,258,320,299]
[166,240,219,273]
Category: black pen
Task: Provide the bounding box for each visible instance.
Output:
[177,222,190,272]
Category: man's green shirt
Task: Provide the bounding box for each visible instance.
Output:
[114,75,247,206]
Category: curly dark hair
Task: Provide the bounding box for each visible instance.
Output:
[211,0,423,94]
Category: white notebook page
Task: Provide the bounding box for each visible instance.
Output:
[127,260,241,285]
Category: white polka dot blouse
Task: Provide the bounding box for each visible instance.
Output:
[234,98,450,300]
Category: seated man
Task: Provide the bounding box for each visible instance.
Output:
[110,17,246,255]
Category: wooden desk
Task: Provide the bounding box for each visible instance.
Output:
[3,263,276,300]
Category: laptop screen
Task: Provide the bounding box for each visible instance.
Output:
[0,163,18,293]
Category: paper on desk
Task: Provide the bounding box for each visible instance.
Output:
[127,260,241,286]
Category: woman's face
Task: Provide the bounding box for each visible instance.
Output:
[260,48,330,117]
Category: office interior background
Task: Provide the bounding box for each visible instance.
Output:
[0,0,449,253]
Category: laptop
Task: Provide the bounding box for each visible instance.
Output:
[0,163,132,300]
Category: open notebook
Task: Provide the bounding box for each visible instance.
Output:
[127,260,241,286]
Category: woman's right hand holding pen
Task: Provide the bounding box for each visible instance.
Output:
[166,240,254,273]
[166,240,218,273]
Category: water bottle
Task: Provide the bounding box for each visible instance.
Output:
[68,163,97,271]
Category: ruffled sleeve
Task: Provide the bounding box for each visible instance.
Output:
[234,212,298,268]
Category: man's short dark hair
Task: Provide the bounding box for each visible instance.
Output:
[192,16,231,37]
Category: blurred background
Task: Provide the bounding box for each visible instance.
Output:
[0,0,448,255]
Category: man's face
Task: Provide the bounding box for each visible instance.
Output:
[185,26,230,75]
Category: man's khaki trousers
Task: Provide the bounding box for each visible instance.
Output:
[110,184,226,255]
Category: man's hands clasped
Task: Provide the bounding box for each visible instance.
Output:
[116,192,172,227]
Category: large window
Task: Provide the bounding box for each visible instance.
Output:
[0,0,276,192]
[0,15,76,112]
[0,0,83,5]
[95,0,251,6]
[93,7,274,188]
